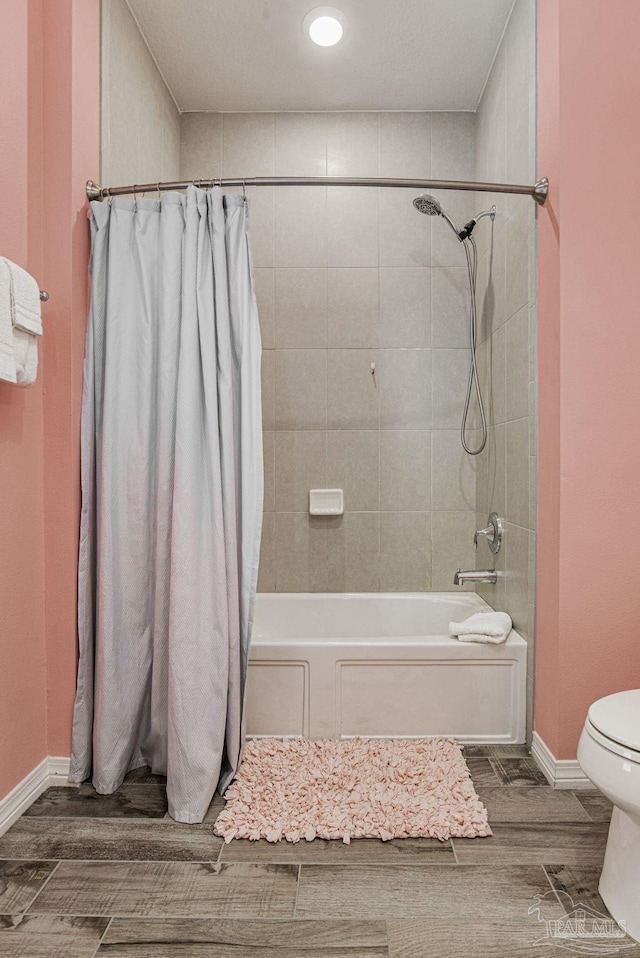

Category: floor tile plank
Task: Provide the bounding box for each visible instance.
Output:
[465,757,501,787]
[387,918,593,957]
[489,758,549,786]
[572,791,613,822]
[475,787,591,823]
[452,822,609,864]
[99,918,388,956]
[296,864,564,920]
[545,864,640,954]
[0,914,108,957]
[0,861,57,914]
[220,837,453,864]
[0,818,222,862]
[462,746,530,758]
[29,861,298,918]
[24,785,168,819]
[544,863,609,915]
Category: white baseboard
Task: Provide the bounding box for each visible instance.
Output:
[531,731,596,790]
[0,756,73,837]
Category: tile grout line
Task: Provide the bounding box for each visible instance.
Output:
[450,839,460,864]
[292,863,301,918]
[20,859,61,914]
[541,862,565,913]
[90,916,113,958]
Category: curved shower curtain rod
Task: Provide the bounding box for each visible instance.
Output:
[86,176,549,205]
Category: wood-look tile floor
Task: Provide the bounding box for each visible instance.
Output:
[0,747,637,957]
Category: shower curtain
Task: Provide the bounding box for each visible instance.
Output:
[69,186,263,824]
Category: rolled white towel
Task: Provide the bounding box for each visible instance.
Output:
[449,611,512,645]
[7,258,42,337]
[0,257,42,386]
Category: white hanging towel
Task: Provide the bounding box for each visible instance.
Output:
[449,610,512,644]
[0,256,42,386]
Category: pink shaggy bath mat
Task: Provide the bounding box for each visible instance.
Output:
[214,737,492,844]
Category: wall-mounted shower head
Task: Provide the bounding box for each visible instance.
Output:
[413,194,442,216]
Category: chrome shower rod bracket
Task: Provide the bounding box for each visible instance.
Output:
[86,175,549,205]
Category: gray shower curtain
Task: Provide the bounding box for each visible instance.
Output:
[69,186,263,823]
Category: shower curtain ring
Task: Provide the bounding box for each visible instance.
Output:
[156,182,161,200]
[242,178,247,201]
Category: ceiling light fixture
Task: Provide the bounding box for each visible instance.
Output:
[303,6,347,47]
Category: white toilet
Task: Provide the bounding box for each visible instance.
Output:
[578,689,640,942]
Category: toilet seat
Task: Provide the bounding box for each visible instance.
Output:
[585,716,640,763]
[586,689,640,759]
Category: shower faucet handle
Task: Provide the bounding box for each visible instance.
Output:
[473,513,504,554]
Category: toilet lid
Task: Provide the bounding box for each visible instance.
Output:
[587,689,640,752]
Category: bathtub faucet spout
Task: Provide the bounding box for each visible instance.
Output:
[454,569,497,585]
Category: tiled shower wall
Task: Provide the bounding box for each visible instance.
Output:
[101,0,180,186]
[181,111,485,592]
[473,0,538,728]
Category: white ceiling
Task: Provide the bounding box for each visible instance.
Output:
[126,0,515,113]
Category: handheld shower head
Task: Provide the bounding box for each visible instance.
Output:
[412,193,461,239]
[412,194,442,216]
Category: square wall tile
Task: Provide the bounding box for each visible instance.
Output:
[275,514,327,592]
[222,113,275,176]
[378,268,431,348]
[489,321,507,426]
[327,350,379,430]
[432,348,470,430]
[274,187,326,267]
[275,113,327,177]
[327,513,380,592]
[275,349,327,430]
[431,430,476,511]
[380,512,431,591]
[263,431,275,513]
[431,112,476,180]
[505,205,530,321]
[275,431,326,512]
[246,187,274,268]
[430,191,473,269]
[327,188,378,267]
[431,268,469,348]
[261,350,275,431]
[328,268,379,348]
[327,112,379,177]
[378,348,432,430]
[504,522,529,636]
[379,189,430,267]
[275,269,327,349]
[253,268,275,349]
[506,305,530,422]
[180,113,222,180]
[379,113,431,178]
[506,417,529,528]
[380,431,431,512]
[257,513,275,592]
[431,511,477,591]
[327,431,379,512]
[476,422,506,519]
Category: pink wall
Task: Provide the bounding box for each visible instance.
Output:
[0,0,47,799]
[41,0,100,756]
[0,0,99,799]
[536,0,640,758]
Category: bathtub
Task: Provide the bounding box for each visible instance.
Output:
[245,592,527,744]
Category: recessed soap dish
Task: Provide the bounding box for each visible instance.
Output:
[309,489,344,516]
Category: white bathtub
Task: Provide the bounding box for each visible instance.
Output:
[246,592,527,744]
